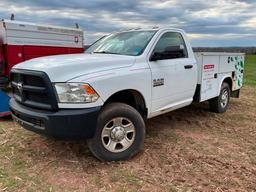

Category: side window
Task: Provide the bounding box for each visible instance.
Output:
[152,32,188,60]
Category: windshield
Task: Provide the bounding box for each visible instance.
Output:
[85,31,156,56]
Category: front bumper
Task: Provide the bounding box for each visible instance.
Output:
[9,98,101,139]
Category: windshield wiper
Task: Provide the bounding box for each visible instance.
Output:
[93,51,119,55]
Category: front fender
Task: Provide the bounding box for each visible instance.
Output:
[69,67,152,112]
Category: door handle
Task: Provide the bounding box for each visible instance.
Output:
[184,65,193,69]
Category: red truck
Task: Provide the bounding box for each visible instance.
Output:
[0,19,84,116]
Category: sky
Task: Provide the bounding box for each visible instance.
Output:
[0,0,255,47]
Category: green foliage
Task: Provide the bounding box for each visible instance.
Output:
[245,55,256,86]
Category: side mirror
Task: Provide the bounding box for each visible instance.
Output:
[150,52,163,61]
[150,45,185,61]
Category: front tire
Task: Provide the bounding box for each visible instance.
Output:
[87,103,145,161]
[209,82,231,113]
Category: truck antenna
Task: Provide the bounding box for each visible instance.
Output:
[10,14,15,20]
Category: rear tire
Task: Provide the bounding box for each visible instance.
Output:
[209,82,231,113]
[87,103,145,161]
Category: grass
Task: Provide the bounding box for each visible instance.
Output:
[0,55,255,191]
[244,54,256,86]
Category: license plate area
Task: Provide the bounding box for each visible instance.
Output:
[11,110,45,130]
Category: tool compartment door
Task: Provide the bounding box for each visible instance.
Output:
[219,55,244,90]
[200,55,219,102]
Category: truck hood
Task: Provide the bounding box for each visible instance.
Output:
[13,53,136,82]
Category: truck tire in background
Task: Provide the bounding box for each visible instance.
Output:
[87,103,145,161]
[209,82,231,113]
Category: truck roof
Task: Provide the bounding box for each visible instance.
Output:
[0,19,84,47]
[1,19,83,35]
[120,26,185,33]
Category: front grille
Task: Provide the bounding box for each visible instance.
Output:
[11,69,58,111]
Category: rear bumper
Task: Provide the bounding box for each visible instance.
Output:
[9,98,101,139]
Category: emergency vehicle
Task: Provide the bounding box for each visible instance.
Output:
[0,19,84,116]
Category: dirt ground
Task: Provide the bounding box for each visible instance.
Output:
[0,85,255,192]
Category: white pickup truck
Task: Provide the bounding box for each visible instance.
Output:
[9,27,245,161]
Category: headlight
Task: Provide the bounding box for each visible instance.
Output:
[54,83,99,103]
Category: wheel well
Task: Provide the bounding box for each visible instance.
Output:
[223,77,233,90]
[104,90,147,119]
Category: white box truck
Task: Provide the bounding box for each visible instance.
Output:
[9,27,244,161]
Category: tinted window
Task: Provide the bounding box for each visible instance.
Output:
[153,32,188,59]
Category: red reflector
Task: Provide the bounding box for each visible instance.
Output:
[204,64,215,70]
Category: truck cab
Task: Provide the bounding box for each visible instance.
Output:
[9,27,244,161]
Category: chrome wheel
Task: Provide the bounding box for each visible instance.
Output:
[101,117,136,153]
[220,89,229,108]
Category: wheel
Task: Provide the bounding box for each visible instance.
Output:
[87,103,145,161]
[209,82,231,113]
